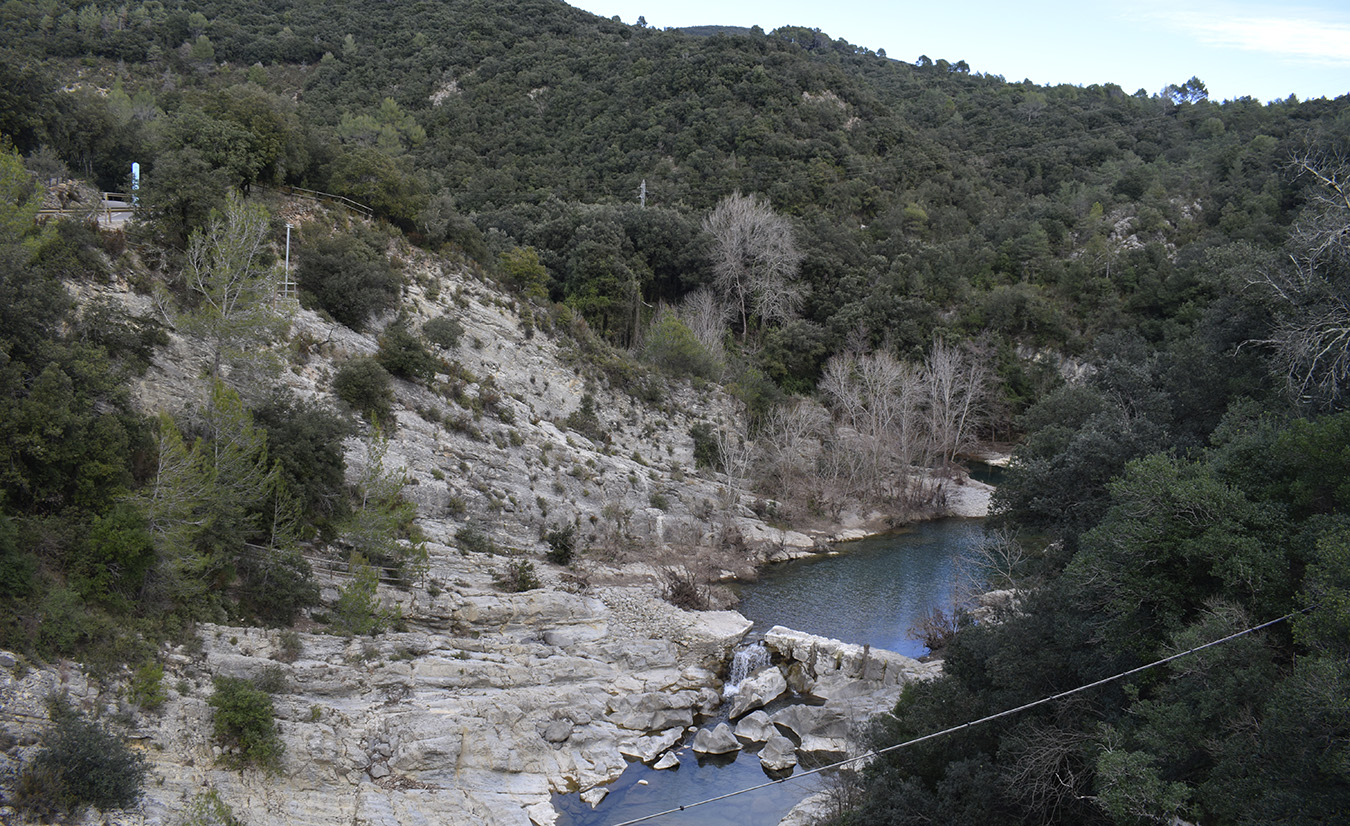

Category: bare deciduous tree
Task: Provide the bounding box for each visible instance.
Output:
[715,423,755,514]
[1250,152,1350,406]
[925,338,991,470]
[958,527,1028,596]
[702,192,803,338]
[820,349,927,500]
[756,397,829,486]
[679,287,729,362]
[814,340,992,508]
[1004,722,1096,826]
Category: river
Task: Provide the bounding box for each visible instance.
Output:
[553,516,987,826]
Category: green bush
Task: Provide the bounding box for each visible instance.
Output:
[332,357,394,425]
[641,310,720,379]
[207,676,284,771]
[455,526,496,555]
[326,146,426,230]
[544,524,576,565]
[274,629,303,663]
[418,189,488,260]
[179,788,244,826]
[494,559,541,592]
[251,392,352,529]
[565,393,608,444]
[296,223,400,332]
[15,706,145,817]
[376,321,439,382]
[235,545,320,627]
[727,364,783,424]
[253,663,290,694]
[0,513,36,598]
[35,585,98,654]
[131,661,167,710]
[689,423,722,471]
[423,315,464,349]
[76,502,156,612]
[497,246,549,298]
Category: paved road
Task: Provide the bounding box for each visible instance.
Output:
[95,199,134,228]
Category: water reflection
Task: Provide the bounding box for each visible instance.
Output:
[734,518,985,658]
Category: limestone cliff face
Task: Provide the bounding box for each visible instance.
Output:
[0,229,793,826]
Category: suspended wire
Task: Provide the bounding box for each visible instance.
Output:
[608,606,1313,826]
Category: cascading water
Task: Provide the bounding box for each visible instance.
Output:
[724,641,771,698]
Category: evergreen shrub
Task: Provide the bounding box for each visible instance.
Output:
[207,676,283,771]
[15,705,145,817]
[332,357,394,425]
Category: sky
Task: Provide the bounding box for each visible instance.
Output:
[567,0,1350,103]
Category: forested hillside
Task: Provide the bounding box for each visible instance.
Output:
[1,0,1349,823]
[2,0,1341,368]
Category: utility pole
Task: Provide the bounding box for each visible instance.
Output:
[282,223,296,302]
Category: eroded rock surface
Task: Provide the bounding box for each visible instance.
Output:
[0,582,751,826]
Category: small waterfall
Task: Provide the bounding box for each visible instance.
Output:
[724,641,771,698]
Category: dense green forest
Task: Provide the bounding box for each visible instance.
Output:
[1,0,1349,822]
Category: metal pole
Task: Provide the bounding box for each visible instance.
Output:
[284,223,293,300]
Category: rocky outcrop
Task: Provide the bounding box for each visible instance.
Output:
[778,789,838,826]
[0,579,752,826]
[683,626,949,775]
[968,588,1022,624]
[771,704,853,760]
[764,626,941,691]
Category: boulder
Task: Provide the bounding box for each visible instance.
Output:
[758,734,798,772]
[764,626,931,686]
[618,728,684,764]
[652,751,680,770]
[675,611,754,670]
[806,674,879,703]
[727,667,787,719]
[733,710,776,744]
[778,791,835,826]
[691,723,740,755]
[527,801,559,826]
[542,719,573,744]
[771,705,852,759]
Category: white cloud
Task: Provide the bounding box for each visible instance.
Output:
[1166,9,1350,65]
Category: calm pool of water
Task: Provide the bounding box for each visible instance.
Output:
[554,517,986,825]
[734,518,985,658]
